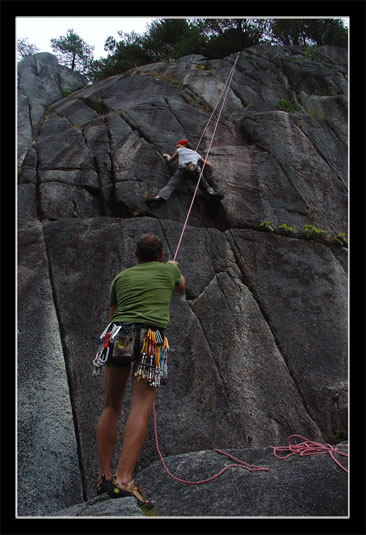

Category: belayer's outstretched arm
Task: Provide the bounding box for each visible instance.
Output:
[168,259,186,293]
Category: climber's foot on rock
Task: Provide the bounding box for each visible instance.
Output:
[107,478,154,510]
[145,196,166,205]
[208,192,224,200]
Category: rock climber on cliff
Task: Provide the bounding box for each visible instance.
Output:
[94,233,185,510]
[145,139,224,205]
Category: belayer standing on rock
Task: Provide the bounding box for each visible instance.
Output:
[94,233,185,509]
[146,139,224,205]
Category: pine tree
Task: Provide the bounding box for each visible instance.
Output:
[50,29,94,74]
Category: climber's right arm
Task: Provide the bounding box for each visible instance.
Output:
[163,151,179,164]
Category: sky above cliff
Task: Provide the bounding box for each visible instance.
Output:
[17,16,349,61]
[16,17,155,59]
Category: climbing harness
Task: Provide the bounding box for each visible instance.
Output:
[173,51,240,261]
[93,323,169,387]
[270,434,349,473]
[179,162,199,173]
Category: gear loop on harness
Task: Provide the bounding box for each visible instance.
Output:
[93,323,169,386]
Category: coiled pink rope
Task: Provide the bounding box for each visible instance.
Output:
[153,401,268,485]
[173,52,240,261]
[153,404,349,484]
[270,434,349,473]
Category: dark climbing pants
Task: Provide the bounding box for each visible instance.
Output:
[157,167,214,202]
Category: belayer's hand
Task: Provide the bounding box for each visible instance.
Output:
[168,260,179,267]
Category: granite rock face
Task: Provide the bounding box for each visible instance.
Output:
[17,52,87,167]
[135,443,349,517]
[17,45,348,516]
[50,444,349,517]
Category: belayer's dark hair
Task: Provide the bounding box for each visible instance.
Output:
[136,233,163,262]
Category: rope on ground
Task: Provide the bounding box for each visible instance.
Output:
[269,434,349,473]
[153,401,268,485]
[173,52,240,261]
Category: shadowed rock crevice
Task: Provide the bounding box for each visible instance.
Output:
[43,234,89,502]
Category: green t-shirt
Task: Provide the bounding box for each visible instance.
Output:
[109,261,182,328]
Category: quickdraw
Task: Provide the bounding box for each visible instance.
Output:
[135,328,169,388]
[92,323,122,376]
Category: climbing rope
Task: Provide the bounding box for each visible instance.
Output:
[153,406,349,485]
[270,434,349,473]
[153,52,271,484]
[153,401,268,485]
[173,52,240,261]
[153,52,349,486]
[194,53,240,154]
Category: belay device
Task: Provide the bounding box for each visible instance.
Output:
[93,324,169,388]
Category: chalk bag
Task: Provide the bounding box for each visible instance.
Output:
[92,323,145,376]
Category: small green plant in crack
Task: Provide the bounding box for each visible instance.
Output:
[94,98,106,116]
[333,232,348,246]
[259,220,347,247]
[275,98,299,113]
[304,224,329,240]
[304,45,317,61]
[326,429,347,445]
[278,223,294,232]
[61,88,73,97]
[85,97,108,116]
[260,220,275,232]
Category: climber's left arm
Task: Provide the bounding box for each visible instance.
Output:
[198,157,212,168]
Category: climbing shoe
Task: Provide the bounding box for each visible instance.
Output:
[208,192,224,200]
[107,479,154,509]
[145,196,165,205]
[96,474,113,496]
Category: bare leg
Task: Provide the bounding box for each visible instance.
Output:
[96,364,131,479]
[114,366,157,485]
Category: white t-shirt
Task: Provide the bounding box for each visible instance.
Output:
[177,147,201,166]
